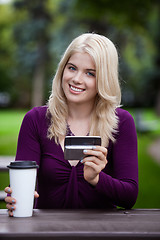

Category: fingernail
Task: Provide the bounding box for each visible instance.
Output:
[92,146,96,149]
[83,150,88,153]
[12,200,15,203]
[11,207,14,210]
[7,189,11,193]
[9,212,13,217]
[80,159,83,163]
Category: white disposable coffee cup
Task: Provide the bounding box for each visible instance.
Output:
[7,161,39,217]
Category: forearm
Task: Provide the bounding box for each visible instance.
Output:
[95,171,138,209]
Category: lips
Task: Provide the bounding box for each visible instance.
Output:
[69,84,85,93]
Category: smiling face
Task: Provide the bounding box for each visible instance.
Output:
[62,52,97,107]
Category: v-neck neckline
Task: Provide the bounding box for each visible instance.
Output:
[66,123,75,136]
[66,123,89,136]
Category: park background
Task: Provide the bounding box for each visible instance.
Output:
[0,0,160,209]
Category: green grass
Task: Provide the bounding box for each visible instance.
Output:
[0,108,160,209]
[134,134,160,208]
[0,109,27,155]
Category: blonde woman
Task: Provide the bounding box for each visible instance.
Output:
[5,33,138,215]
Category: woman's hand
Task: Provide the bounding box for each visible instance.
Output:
[82,146,108,186]
[4,187,39,217]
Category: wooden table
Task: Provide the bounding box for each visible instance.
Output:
[0,209,160,239]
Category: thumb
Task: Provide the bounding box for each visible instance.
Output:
[34,191,39,198]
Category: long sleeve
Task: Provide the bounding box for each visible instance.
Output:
[95,109,138,209]
[15,107,43,166]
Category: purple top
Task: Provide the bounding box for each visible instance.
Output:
[15,106,138,209]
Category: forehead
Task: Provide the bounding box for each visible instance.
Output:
[68,52,95,69]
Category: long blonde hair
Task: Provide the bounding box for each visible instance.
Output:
[48,33,121,147]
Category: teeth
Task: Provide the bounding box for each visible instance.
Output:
[70,85,83,92]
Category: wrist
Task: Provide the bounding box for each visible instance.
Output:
[89,174,99,186]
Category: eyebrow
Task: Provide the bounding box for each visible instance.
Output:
[67,63,77,68]
[67,62,96,72]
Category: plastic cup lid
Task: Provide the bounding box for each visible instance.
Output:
[7,161,39,169]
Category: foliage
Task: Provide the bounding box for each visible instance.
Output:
[0,0,160,109]
[11,0,53,107]
[0,3,17,103]
[12,0,50,73]
[70,0,160,109]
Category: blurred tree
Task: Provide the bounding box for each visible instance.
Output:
[149,5,160,115]
[63,0,160,111]
[0,3,17,106]
[50,0,85,58]
[12,0,52,107]
[0,0,159,110]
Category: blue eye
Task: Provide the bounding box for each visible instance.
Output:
[69,66,76,71]
[87,72,95,77]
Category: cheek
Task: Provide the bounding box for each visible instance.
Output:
[62,71,70,85]
[62,73,70,95]
[61,78,66,94]
[62,70,67,85]
[89,79,97,92]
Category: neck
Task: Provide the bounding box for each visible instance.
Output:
[67,102,94,121]
[67,102,94,136]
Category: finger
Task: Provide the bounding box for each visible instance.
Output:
[93,146,108,156]
[34,191,39,198]
[84,161,101,173]
[6,203,16,211]
[9,211,13,217]
[83,157,107,171]
[83,149,107,161]
[84,146,107,156]
[5,196,16,204]
[83,156,100,165]
[4,187,12,194]
[7,209,14,217]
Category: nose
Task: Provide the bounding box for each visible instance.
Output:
[72,72,83,84]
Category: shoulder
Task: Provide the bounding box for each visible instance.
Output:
[24,105,48,121]
[22,106,49,131]
[116,107,136,131]
[116,107,134,122]
[20,106,49,137]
